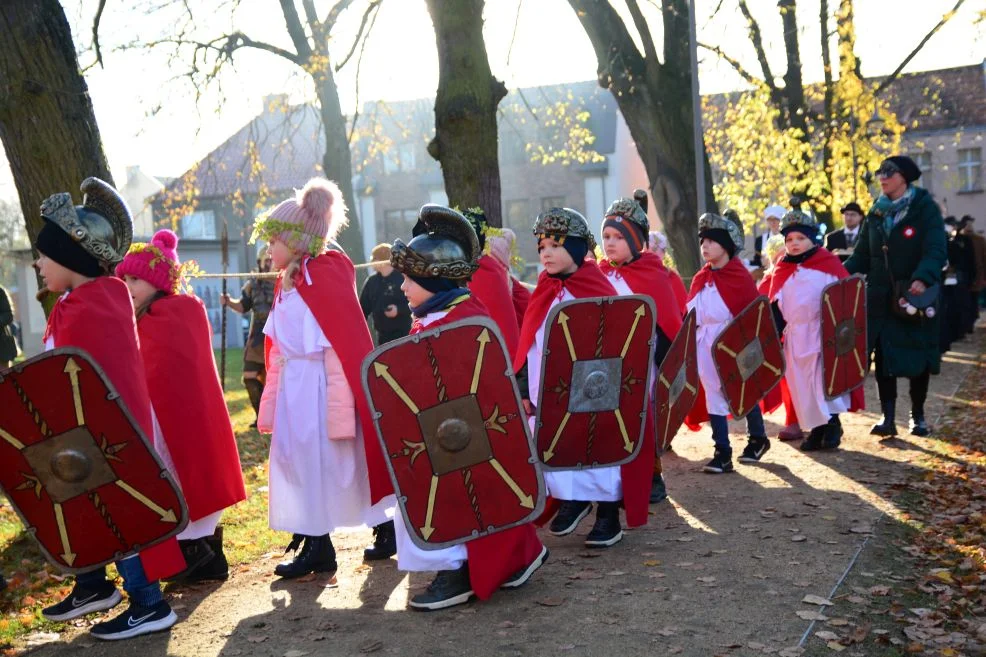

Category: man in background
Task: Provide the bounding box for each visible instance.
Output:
[360,243,412,345]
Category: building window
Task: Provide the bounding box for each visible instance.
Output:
[181,210,216,239]
[541,196,565,212]
[381,209,417,240]
[910,152,932,193]
[958,148,982,192]
[383,143,417,174]
[505,199,530,233]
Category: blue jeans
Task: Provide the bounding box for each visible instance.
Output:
[76,556,163,607]
[709,407,766,450]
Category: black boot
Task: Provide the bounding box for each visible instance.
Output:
[702,446,733,474]
[363,520,397,561]
[171,537,215,581]
[584,502,623,548]
[244,378,264,428]
[910,415,931,437]
[823,415,843,449]
[408,564,474,610]
[274,534,337,579]
[800,425,826,452]
[188,526,229,582]
[870,400,898,437]
[649,473,668,504]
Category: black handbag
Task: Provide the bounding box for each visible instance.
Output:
[882,244,939,321]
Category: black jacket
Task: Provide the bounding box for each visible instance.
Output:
[359,270,412,340]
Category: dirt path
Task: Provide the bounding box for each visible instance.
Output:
[24,334,980,657]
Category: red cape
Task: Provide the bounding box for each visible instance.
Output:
[137,294,246,521]
[513,264,617,372]
[45,278,184,581]
[411,294,543,600]
[265,252,392,504]
[687,256,758,317]
[767,248,865,412]
[668,269,688,315]
[683,258,758,430]
[469,255,520,357]
[598,251,684,341]
[510,276,531,328]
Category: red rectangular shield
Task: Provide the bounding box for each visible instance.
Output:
[712,296,786,418]
[655,308,699,452]
[821,275,868,400]
[361,318,545,550]
[0,349,188,573]
[534,295,656,470]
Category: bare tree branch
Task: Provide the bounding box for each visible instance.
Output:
[737,0,777,93]
[324,0,358,29]
[698,42,760,87]
[91,0,108,68]
[625,0,659,69]
[277,0,313,61]
[334,0,382,72]
[872,0,966,98]
[506,0,524,68]
[347,0,382,142]
[566,0,646,94]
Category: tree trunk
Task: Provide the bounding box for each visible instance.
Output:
[568,0,709,279]
[314,70,365,267]
[0,0,113,313]
[424,0,506,227]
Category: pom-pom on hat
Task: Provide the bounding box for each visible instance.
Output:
[115,229,182,294]
[250,178,347,257]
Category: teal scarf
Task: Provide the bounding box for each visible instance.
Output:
[872,187,913,234]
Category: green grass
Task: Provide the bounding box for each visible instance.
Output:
[0,348,282,649]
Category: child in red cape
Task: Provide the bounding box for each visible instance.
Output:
[685,212,772,474]
[648,229,688,315]
[462,209,521,355]
[487,227,531,328]
[758,234,803,442]
[514,207,640,548]
[116,229,247,582]
[36,178,184,640]
[598,192,683,504]
[252,178,392,580]
[768,211,864,451]
[385,205,546,611]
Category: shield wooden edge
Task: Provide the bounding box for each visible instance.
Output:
[655,308,699,452]
[0,348,188,573]
[534,295,657,471]
[361,317,545,551]
[821,275,868,400]
[711,296,786,419]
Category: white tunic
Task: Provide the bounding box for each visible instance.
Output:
[263,287,373,535]
[391,309,467,572]
[775,266,850,430]
[527,288,622,503]
[687,282,734,416]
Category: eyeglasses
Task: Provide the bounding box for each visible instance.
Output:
[875,165,900,180]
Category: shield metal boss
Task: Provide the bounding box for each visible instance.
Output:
[534,295,657,471]
[655,309,699,452]
[821,275,868,400]
[712,296,786,418]
[361,318,544,550]
[0,349,188,573]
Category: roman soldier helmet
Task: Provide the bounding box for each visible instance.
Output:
[533,207,597,251]
[39,177,134,274]
[698,212,744,251]
[390,204,481,280]
[604,190,650,236]
[780,208,820,236]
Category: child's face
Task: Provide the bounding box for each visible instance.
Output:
[269,240,295,269]
[602,227,632,264]
[784,231,813,256]
[123,275,159,310]
[700,237,727,263]
[538,237,578,275]
[400,274,432,308]
[35,254,74,293]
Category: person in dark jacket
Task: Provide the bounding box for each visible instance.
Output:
[359,243,412,346]
[825,202,865,262]
[845,156,947,438]
[0,284,18,368]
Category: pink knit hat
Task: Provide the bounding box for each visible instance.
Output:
[115,229,182,294]
[487,229,513,269]
[250,178,347,257]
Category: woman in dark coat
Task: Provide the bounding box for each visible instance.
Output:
[0,284,18,368]
[845,156,947,437]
